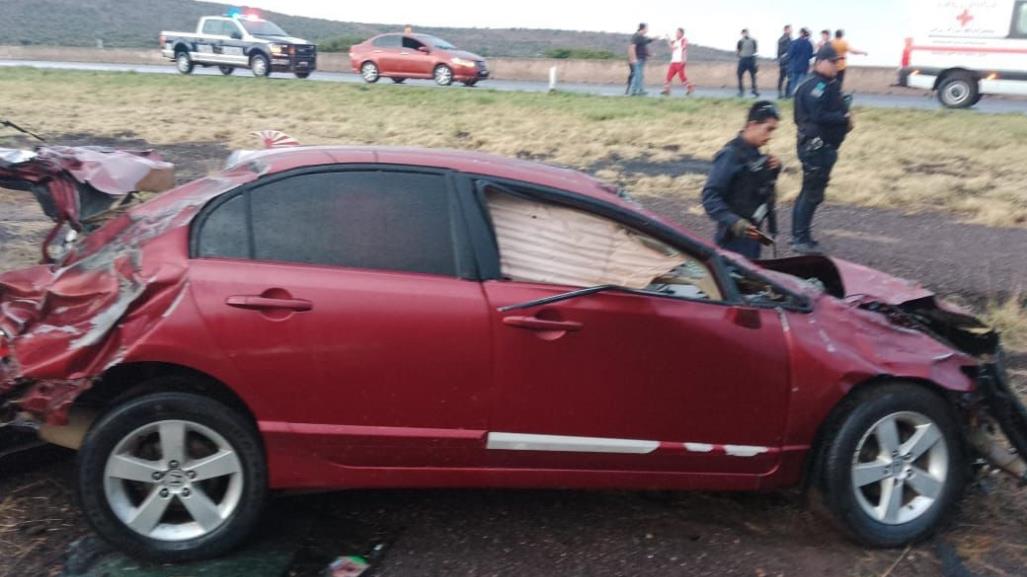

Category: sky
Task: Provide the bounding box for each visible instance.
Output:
[210,0,915,67]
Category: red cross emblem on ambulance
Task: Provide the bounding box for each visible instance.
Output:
[956,8,974,27]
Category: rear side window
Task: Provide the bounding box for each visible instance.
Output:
[202,19,226,36]
[1016,2,1027,36]
[195,171,459,277]
[372,35,401,48]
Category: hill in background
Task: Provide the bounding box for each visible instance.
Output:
[0,0,737,61]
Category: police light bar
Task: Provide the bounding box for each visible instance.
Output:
[225,7,242,17]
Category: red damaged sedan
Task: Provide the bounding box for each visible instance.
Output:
[0,144,1024,562]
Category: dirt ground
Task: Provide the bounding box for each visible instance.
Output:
[1,136,1026,577]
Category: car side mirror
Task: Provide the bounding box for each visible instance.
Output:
[417,46,430,54]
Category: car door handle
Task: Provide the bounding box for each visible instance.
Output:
[373,49,384,53]
[399,51,410,55]
[225,296,313,312]
[502,316,583,332]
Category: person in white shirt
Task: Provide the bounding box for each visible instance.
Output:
[662,28,695,96]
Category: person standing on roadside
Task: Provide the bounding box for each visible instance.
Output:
[701,101,782,259]
[786,28,814,97]
[777,25,793,99]
[817,29,831,51]
[626,40,637,95]
[791,45,852,254]
[831,29,868,88]
[629,23,655,96]
[736,29,759,97]
[662,27,695,96]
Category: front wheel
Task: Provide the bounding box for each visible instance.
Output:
[937,73,978,109]
[819,383,967,547]
[218,65,234,76]
[250,54,270,77]
[360,61,380,83]
[433,64,453,86]
[77,391,267,562]
[175,52,194,75]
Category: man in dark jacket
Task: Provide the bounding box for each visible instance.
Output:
[701,101,782,259]
[786,28,814,97]
[777,25,792,99]
[791,45,852,254]
[736,29,759,97]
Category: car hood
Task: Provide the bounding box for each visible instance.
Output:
[447,49,484,61]
[758,255,934,306]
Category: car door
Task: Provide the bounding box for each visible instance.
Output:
[472,182,793,475]
[189,167,493,468]
[399,36,434,76]
[218,19,248,66]
[196,18,229,64]
[372,34,403,75]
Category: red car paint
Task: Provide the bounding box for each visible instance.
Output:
[0,146,980,493]
[349,34,488,84]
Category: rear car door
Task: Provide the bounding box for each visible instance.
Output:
[189,167,492,468]
[470,181,793,476]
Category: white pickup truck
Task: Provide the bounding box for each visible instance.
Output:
[160,14,317,78]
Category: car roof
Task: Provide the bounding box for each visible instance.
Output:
[233,145,620,203]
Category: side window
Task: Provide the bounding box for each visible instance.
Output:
[212,171,456,276]
[1016,2,1027,36]
[402,36,425,50]
[197,193,249,259]
[201,19,223,36]
[223,21,242,38]
[373,35,400,48]
[483,186,722,301]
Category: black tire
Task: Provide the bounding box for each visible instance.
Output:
[937,72,978,109]
[462,80,478,87]
[250,53,270,77]
[391,77,406,84]
[218,65,235,76]
[433,64,454,86]
[819,383,967,548]
[360,61,380,83]
[175,52,194,75]
[294,71,311,79]
[77,391,267,562]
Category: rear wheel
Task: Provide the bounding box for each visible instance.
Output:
[175,52,194,75]
[462,79,478,87]
[819,383,967,547]
[250,53,270,77]
[391,77,406,84]
[433,64,453,86]
[937,72,978,109]
[77,391,267,562]
[218,65,234,76]
[294,71,311,79]
[360,61,380,83]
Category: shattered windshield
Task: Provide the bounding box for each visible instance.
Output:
[240,19,288,37]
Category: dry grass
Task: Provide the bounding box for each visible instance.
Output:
[982,294,1027,353]
[0,67,1025,227]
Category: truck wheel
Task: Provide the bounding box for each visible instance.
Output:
[218,66,234,76]
[360,61,380,83]
[250,54,270,78]
[819,383,967,547]
[937,73,978,109]
[77,391,267,562]
[175,52,194,75]
[433,64,453,86]
[294,71,311,79]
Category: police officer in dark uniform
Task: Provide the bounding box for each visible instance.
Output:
[701,101,782,259]
[791,44,852,254]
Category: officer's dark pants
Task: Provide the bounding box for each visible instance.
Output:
[737,57,757,94]
[719,236,762,260]
[792,140,838,245]
[777,64,788,96]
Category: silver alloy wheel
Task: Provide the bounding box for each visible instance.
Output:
[941,80,970,107]
[103,419,244,542]
[176,53,191,73]
[361,62,379,82]
[434,65,453,85]
[252,56,268,77]
[851,411,949,525]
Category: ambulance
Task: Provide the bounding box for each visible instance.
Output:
[898,0,1027,108]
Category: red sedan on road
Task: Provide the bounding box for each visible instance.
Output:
[349,33,489,86]
[0,145,1022,562]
